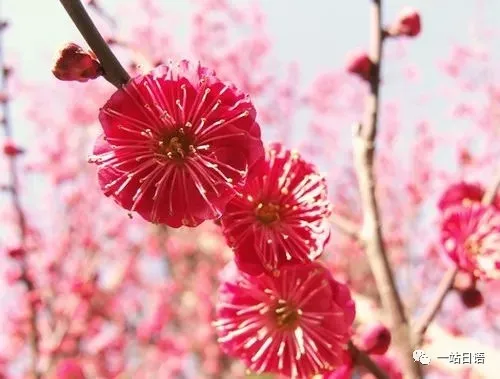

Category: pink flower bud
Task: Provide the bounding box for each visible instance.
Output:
[390,8,421,38]
[6,246,25,260]
[453,270,476,292]
[346,52,373,81]
[52,43,103,82]
[460,287,484,309]
[359,323,392,355]
[3,139,24,156]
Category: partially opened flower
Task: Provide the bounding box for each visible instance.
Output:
[89,60,264,227]
[220,143,331,275]
[441,204,500,280]
[214,261,355,378]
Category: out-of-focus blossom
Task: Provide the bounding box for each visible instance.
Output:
[441,204,500,280]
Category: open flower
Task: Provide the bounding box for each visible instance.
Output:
[214,261,355,379]
[441,204,500,280]
[90,60,264,227]
[220,143,331,275]
[437,181,487,212]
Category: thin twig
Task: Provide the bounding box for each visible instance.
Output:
[352,1,422,378]
[348,341,389,379]
[413,169,500,345]
[330,214,361,241]
[413,267,457,344]
[59,0,129,87]
[0,4,41,377]
[481,171,500,205]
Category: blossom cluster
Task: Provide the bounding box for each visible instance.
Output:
[82,59,355,378]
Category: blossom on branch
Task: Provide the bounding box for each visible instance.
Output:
[52,42,103,82]
[441,204,500,280]
[345,52,373,81]
[89,60,264,227]
[220,143,331,275]
[388,8,421,38]
[214,261,355,379]
[437,181,498,212]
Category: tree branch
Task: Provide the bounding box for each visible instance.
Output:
[481,171,500,206]
[58,0,129,88]
[352,1,422,377]
[413,266,457,344]
[348,341,389,379]
[354,292,500,378]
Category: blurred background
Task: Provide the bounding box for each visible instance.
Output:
[0,0,499,378]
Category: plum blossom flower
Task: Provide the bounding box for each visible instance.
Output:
[437,181,487,212]
[214,261,355,378]
[89,60,264,227]
[220,143,331,275]
[441,204,500,280]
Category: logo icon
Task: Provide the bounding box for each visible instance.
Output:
[413,350,431,365]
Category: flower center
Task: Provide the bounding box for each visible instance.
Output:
[272,300,301,330]
[255,202,280,224]
[158,130,193,161]
[464,237,482,256]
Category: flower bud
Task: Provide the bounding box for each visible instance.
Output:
[453,270,476,292]
[389,8,421,38]
[6,246,25,260]
[460,287,484,309]
[3,139,24,157]
[346,51,373,81]
[359,323,392,355]
[52,42,103,82]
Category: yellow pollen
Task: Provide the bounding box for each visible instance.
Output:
[255,202,281,224]
[464,237,482,256]
[272,301,301,330]
[462,198,474,207]
[159,131,194,161]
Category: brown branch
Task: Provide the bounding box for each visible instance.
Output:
[59,0,129,88]
[413,169,500,346]
[352,1,422,378]
[412,266,457,345]
[354,292,500,378]
[348,341,389,379]
[481,171,500,205]
[0,9,40,378]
